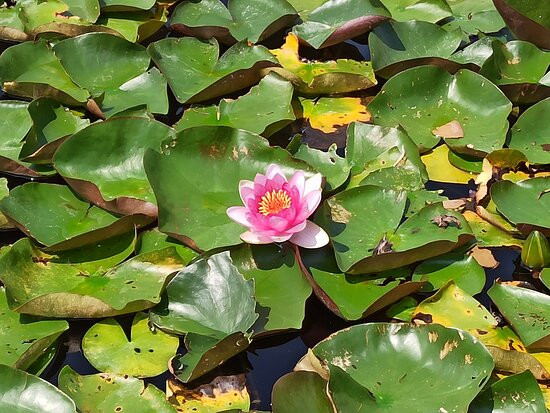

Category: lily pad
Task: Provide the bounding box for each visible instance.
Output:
[443,0,505,35]
[379,0,452,23]
[0,364,77,413]
[411,252,485,295]
[99,0,156,10]
[294,143,349,192]
[82,312,179,378]
[144,126,314,251]
[369,65,512,154]
[0,182,150,250]
[489,281,550,349]
[174,73,295,136]
[0,239,184,318]
[136,228,198,265]
[150,251,258,338]
[97,9,168,43]
[0,287,68,370]
[463,210,523,248]
[508,97,550,164]
[19,97,89,164]
[421,144,477,184]
[272,371,333,413]
[58,366,176,413]
[0,39,88,104]
[52,32,150,95]
[54,117,176,216]
[369,20,463,78]
[171,0,297,43]
[299,97,371,134]
[470,371,547,413]
[312,323,494,412]
[490,177,550,235]
[292,0,390,49]
[268,33,377,95]
[346,123,428,191]
[148,37,277,103]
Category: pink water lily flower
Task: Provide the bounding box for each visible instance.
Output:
[227,164,329,248]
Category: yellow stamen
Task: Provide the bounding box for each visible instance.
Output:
[258,189,292,216]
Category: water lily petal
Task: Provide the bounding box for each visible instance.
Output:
[290,220,329,249]
[240,231,275,244]
[284,220,307,234]
[303,190,322,214]
[266,164,287,181]
[288,170,305,196]
[227,206,252,227]
[254,173,267,187]
[304,173,323,196]
[238,180,255,204]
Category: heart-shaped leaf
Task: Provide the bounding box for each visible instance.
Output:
[148,37,277,103]
[82,312,179,377]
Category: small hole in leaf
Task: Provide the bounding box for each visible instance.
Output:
[148,349,154,353]
[134,348,141,353]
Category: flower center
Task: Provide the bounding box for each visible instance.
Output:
[258,189,292,216]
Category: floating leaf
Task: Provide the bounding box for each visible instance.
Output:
[0,365,76,413]
[463,210,523,248]
[136,228,198,265]
[150,251,258,338]
[58,366,176,413]
[82,312,179,378]
[421,144,477,183]
[271,371,334,413]
[166,375,250,413]
[97,9,167,43]
[171,0,297,43]
[300,97,370,133]
[312,323,494,412]
[294,143,349,192]
[292,0,390,49]
[443,0,505,35]
[99,0,157,10]
[54,117,176,216]
[379,0,452,22]
[268,33,377,94]
[369,20,463,78]
[0,287,68,370]
[369,65,512,154]
[144,126,314,251]
[148,37,277,103]
[0,182,150,250]
[175,73,295,136]
[412,253,485,295]
[508,97,550,164]
[0,239,183,318]
[489,281,550,349]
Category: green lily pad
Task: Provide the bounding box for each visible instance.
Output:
[489,281,550,349]
[411,253,485,295]
[0,39,88,104]
[508,97,550,164]
[480,40,550,103]
[231,243,311,332]
[470,371,547,413]
[491,177,550,235]
[54,117,176,216]
[174,73,295,136]
[493,0,550,50]
[171,0,297,43]
[0,239,184,318]
[294,143,349,192]
[447,149,483,173]
[97,9,167,42]
[271,371,333,413]
[346,123,428,191]
[136,228,198,265]
[312,323,494,412]
[443,0,505,35]
[171,332,251,383]
[99,68,169,118]
[369,20,463,78]
[463,210,523,248]
[150,251,258,338]
[379,0,452,22]
[319,187,473,273]
[301,246,423,320]
[144,126,314,251]
[292,0,390,49]
[58,366,176,413]
[0,287,68,370]
[369,65,512,154]
[100,0,156,9]
[0,182,150,250]
[0,364,76,413]
[82,312,179,378]
[148,37,277,103]
[268,33,377,94]
[19,97,89,164]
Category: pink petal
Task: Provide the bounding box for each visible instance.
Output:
[288,171,305,196]
[268,216,290,232]
[302,190,322,214]
[284,220,307,234]
[227,207,252,227]
[304,173,323,196]
[240,231,275,244]
[238,180,255,204]
[254,173,267,187]
[266,164,287,181]
[290,221,329,249]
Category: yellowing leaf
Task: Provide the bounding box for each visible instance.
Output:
[300,97,371,133]
[421,145,477,184]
